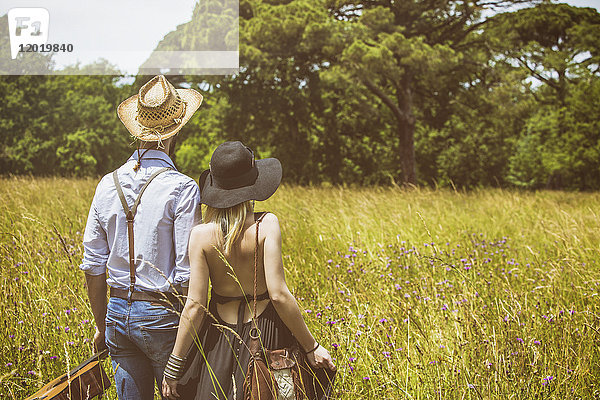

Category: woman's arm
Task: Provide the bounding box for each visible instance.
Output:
[263,214,335,370]
[172,226,210,356]
[163,225,210,398]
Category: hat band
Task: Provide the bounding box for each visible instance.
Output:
[212,166,259,190]
[136,101,187,148]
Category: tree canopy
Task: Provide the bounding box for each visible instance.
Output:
[1,1,599,190]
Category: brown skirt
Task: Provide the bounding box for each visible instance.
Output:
[177,299,296,400]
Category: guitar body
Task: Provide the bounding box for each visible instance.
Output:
[25,351,111,400]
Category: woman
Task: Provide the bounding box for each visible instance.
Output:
[162,141,335,400]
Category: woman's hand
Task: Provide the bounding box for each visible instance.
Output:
[306,345,336,371]
[162,376,180,399]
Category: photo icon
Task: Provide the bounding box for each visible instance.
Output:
[8,8,49,59]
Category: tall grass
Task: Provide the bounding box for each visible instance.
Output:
[1,177,599,399]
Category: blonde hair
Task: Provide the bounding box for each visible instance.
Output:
[203,201,254,255]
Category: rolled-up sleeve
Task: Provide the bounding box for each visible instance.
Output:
[172,179,201,287]
[80,194,109,276]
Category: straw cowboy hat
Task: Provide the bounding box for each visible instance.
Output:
[117,75,203,143]
[199,141,282,208]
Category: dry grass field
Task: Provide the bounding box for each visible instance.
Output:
[1,177,599,399]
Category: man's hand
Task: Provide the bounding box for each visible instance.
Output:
[93,326,107,353]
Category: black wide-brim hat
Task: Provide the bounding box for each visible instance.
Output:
[199,141,282,208]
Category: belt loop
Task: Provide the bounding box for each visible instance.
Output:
[128,285,134,304]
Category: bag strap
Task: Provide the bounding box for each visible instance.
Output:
[112,167,170,298]
[252,212,269,320]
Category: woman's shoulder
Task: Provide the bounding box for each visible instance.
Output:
[257,212,281,238]
[257,211,279,226]
[190,223,217,245]
[192,221,217,233]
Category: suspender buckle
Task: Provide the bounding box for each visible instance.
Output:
[128,285,135,304]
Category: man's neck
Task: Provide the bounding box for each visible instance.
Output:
[138,138,175,158]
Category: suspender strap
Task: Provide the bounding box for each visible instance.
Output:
[112,167,171,299]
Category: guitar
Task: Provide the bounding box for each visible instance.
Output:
[25,349,111,400]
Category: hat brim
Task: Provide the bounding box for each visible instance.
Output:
[200,158,282,208]
[117,88,203,141]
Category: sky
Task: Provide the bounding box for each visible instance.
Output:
[2,0,236,74]
[1,0,598,76]
[564,0,600,9]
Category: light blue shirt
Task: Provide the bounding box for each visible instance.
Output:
[80,150,201,292]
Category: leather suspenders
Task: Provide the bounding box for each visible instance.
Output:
[112,167,170,301]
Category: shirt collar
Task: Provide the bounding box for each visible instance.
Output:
[128,149,177,170]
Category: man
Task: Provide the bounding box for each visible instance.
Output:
[80,75,202,399]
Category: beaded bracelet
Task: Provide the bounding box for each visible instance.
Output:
[304,342,320,355]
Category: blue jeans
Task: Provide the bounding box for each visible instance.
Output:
[105,297,181,400]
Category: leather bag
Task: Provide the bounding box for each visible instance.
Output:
[25,350,110,400]
[242,214,335,400]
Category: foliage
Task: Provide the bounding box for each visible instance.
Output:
[1,2,600,190]
[175,95,232,179]
[490,3,600,189]
[0,75,131,176]
[509,78,600,189]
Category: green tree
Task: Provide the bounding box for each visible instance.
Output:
[331,0,539,184]
[489,4,600,188]
[0,74,131,176]
[166,0,541,185]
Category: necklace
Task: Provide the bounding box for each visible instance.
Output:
[133,148,152,172]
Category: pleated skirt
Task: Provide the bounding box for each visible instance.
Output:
[177,299,296,400]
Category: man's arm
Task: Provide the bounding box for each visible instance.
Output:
[85,273,108,352]
[80,183,110,351]
[172,179,201,289]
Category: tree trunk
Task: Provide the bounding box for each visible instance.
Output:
[399,118,417,185]
[398,83,417,185]
[362,77,418,185]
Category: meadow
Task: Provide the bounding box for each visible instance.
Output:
[1,177,599,399]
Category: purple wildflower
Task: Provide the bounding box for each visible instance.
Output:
[542,376,554,386]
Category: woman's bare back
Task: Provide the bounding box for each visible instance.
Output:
[202,212,270,324]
